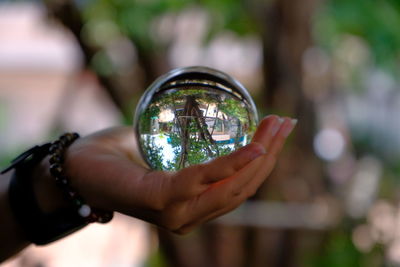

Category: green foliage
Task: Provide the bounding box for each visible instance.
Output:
[83,0,185,50]
[81,0,258,49]
[140,135,166,170]
[315,0,400,71]
[91,50,115,76]
[218,98,248,124]
[311,230,362,267]
[199,0,258,39]
[140,105,161,133]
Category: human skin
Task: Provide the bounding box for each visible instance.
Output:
[0,115,296,262]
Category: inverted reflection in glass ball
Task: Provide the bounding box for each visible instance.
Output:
[134,66,258,171]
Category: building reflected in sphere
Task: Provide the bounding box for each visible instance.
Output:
[134,66,258,170]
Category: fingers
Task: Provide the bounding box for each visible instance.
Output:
[172,116,296,201]
[177,155,267,227]
[251,115,281,147]
[239,117,297,197]
[173,116,298,233]
[177,115,282,186]
[168,115,284,199]
[200,142,266,183]
[168,144,265,201]
[175,155,276,234]
[267,117,297,156]
[177,192,245,234]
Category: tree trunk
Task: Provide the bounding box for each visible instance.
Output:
[158,0,325,267]
[247,0,326,266]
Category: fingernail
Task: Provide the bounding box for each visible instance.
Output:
[271,117,284,136]
[282,118,298,137]
[249,143,266,160]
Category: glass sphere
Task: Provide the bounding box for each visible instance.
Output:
[134,66,258,171]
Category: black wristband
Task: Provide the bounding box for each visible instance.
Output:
[3,144,87,245]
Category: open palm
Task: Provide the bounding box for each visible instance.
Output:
[63,115,296,234]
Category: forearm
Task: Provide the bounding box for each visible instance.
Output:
[0,171,29,262]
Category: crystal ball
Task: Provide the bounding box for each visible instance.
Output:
[134,66,258,171]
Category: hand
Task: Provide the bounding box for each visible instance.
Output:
[57,115,296,234]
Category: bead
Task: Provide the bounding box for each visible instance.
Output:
[61,136,71,144]
[49,145,62,155]
[49,154,62,164]
[47,132,106,225]
[50,164,63,176]
[55,176,68,186]
[78,204,91,218]
[59,138,68,147]
[52,140,61,146]
[63,133,74,141]
[87,213,98,223]
[49,141,61,151]
[98,212,113,223]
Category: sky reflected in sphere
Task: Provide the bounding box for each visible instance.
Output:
[134,67,258,171]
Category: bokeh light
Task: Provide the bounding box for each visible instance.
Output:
[313,128,345,161]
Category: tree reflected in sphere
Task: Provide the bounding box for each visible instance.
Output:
[134,66,258,171]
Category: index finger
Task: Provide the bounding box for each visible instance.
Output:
[199,115,281,183]
[173,115,280,189]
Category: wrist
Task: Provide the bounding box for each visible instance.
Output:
[32,156,70,213]
[0,171,29,262]
[1,133,112,246]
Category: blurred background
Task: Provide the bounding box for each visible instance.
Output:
[1,0,400,266]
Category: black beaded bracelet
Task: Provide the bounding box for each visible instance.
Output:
[48,133,113,224]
